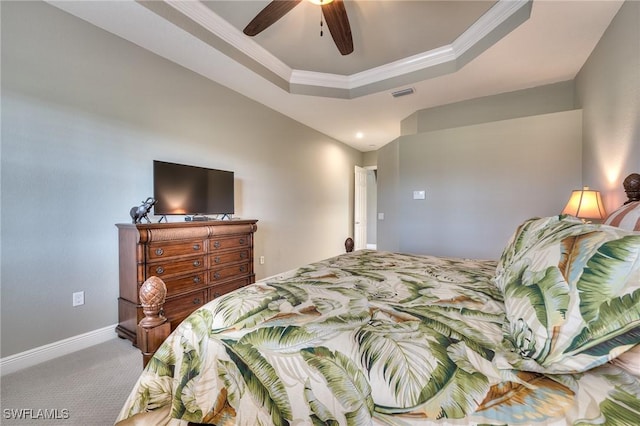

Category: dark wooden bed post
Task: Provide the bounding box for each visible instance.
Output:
[137,276,171,368]
[623,173,640,204]
[345,237,354,252]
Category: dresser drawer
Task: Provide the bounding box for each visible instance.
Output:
[147,240,205,260]
[164,290,207,330]
[209,249,250,266]
[209,277,251,299]
[209,235,250,252]
[163,273,207,298]
[209,262,250,283]
[147,256,206,278]
[116,220,257,346]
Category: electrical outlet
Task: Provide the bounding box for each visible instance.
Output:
[72,291,84,307]
[259,256,265,265]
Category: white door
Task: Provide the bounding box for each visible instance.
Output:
[354,166,367,250]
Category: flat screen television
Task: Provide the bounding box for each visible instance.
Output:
[153,160,234,216]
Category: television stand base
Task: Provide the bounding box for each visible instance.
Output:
[185,215,211,222]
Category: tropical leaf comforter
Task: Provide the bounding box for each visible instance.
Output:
[116,216,640,426]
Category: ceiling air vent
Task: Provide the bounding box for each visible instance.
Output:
[391,87,415,98]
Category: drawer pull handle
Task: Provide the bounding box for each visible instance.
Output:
[155,248,164,256]
[156,266,165,274]
[193,260,201,267]
[240,265,247,273]
[213,241,221,249]
[193,244,201,251]
[214,256,221,263]
[239,238,246,245]
[214,272,221,280]
[193,298,201,305]
[240,252,247,259]
[214,292,221,298]
[193,276,201,284]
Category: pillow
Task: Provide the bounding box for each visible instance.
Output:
[610,344,640,378]
[494,215,640,374]
[604,201,640,231]
[493,215,590,292]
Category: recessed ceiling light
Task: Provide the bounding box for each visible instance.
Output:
[356,132,364,139]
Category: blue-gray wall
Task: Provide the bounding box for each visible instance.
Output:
[377,1,639,258]
[1,1,361,357]
[576,0,640,210]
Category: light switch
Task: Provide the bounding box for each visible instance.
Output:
[378,212,385,220]
[413,190,426,200]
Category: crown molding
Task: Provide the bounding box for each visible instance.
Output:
[47,0,531,98]
[165,0,531,98]
[166,0,293,82]
[138,0,533,98]
[453,0,531,56]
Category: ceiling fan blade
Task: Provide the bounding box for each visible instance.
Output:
[244,0,303,36]
[322,0,353,55]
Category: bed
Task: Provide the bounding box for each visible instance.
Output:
[115,175,640,426]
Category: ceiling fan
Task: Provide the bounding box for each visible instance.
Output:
[243,0,354,55]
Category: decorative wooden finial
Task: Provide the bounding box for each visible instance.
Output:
[137,276,170,367]
[139,276,167,327]
[345,237,354,253]
[623,173,640,204]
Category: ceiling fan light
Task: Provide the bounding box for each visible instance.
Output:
[308,0,334,5]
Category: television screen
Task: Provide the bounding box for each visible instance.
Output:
[153,160,234,216]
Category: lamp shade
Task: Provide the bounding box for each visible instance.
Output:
[562,186,607,220]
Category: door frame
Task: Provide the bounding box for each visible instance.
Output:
[354,165,377,250]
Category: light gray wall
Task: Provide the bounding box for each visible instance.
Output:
[362,151,378,167]
[379,82,584,258]
[576,0,640,211]
[402,80,576,135]
[376,140,400,252]
[388,110,582,259]
[0,1,362,357]
[378,0,639,260]
[366,170,377,246]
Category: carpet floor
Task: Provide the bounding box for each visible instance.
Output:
[1,338,141,425]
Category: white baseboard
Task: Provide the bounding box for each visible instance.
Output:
[0,324,118,376]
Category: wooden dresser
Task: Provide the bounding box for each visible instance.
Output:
[116,219,258,344]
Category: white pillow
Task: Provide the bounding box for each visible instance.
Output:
[604,201,640,231]
[611,345,640,378]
